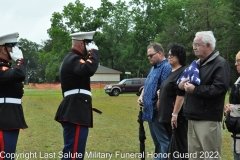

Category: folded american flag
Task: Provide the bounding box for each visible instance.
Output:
[176,60,201,85]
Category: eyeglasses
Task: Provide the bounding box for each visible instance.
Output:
[236,60,240,65]
[192,43,203,48]
[147,52,157,59]
[168,54,174,58]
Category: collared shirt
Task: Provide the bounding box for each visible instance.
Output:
[142,58,172,122]
[199,50,216,67]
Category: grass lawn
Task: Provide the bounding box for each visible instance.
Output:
[15,89,233,160]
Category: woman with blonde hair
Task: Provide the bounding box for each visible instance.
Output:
[224,51,240,160]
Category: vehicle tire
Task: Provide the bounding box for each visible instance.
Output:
[108,93,113,96]
[112,89,120,96]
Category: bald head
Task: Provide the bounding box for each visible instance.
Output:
[72,39,83,46]
[236,51,240,60]
[72,40,86,56]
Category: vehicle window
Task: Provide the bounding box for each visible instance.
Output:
[132,80,140,84]
[125,80,132,85]
[118,80,126,84]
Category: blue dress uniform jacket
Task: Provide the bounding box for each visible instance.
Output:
[0,58,28,130]
[55,49,99,127]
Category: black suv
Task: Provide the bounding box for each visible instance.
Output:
[104,78,146,96]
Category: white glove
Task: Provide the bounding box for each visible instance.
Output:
[10,46,23,61]
[86,42,98,51]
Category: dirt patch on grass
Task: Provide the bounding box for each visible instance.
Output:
[28,83,109,90]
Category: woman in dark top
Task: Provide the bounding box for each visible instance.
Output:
[158,43,188,158]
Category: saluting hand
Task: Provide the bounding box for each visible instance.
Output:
[86,42,98,51]
[10,46,23,61]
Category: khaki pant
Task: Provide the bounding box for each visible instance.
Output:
[188,120,222,160]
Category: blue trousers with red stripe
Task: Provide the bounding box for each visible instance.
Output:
[0,130,19,160]
[61,122,89,160]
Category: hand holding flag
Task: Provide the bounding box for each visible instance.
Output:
[177,60,200,85]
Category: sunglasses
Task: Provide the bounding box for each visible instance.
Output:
[147,52,157,59]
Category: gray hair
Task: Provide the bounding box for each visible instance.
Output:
[147,42,164,54]
[195,31,216,50]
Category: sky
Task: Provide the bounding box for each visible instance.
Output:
[0,0,121,44]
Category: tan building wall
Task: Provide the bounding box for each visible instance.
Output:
[91,73,120,82]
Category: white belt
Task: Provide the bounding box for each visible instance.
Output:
[0,98,22,104]
[64,89,92,97]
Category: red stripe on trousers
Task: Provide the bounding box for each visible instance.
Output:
[0,131,4,160]
[72,125,80,160]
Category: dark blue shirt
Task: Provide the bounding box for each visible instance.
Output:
[142,59,172,122]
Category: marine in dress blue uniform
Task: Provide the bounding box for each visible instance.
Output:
[55,31,100,160]
[0,33,28,160]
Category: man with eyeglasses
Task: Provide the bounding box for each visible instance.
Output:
[138,42,171,160]
[178,31,230,160]
[0,32,28,159]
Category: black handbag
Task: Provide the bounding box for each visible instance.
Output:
[167,128,183,160]
[225,113,240,133]
[224,105,240,153]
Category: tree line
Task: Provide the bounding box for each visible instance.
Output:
[18,0,240,86]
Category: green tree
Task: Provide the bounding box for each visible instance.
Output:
[18,38,40,83]
[183,0,236,84]
[184,0,232,59]
[129,0,171,77]
[96,0,133,76]
[36,0,240,83]
[155,0,233,64]
[41,0,102,81]
[38,39,54,82]
[45,11,71,81]
[155,0,188,47]
[221,0,240,85]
